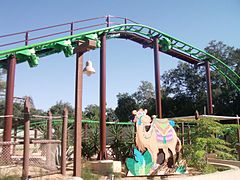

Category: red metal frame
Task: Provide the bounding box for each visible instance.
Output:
[99,33,107,160]
[153,36,162,118]
[3,56,16,151]
[205,61,213,114]
[73,51,83,177]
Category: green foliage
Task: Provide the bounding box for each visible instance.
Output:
[115,93,138,122]
[132,81,154,106]
[83,104,99,120]
[115,81,157,121]
[0,69,6,94]
[183,118,236,173]
[50,100,74,118]
[161,41,240,116]
[0,175,21,180]
[82,167,100,180]
[125,148,154,176]
[222,124,240,148]
[162,62,206,116]
[109,124,135,161]
[82,124,99,159]
[106,108,118,122]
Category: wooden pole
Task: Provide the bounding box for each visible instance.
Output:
[61,108,68,176]
[22,97,30,179]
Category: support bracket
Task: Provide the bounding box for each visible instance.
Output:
[16,48,39,67]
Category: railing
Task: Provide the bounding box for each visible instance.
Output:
[0,15,138,50]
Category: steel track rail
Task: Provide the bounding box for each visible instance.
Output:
[0,23,239,91]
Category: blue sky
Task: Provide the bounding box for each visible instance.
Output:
[0,0,239,111]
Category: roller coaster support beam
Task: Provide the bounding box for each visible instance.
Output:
[99,33,107,160]
[205,61,213,114]
[73,40,97,177]
[153,36,162,118]
[3,55,16,158]
[73,50,83,177]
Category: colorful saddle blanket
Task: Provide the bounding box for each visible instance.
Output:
[156,129,174,144]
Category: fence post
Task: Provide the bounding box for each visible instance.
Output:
[61,108,68,176]
[187,125,191,144]
[236,115,240,160]
[236,115,240,143]
[181,122,185,146]
[46,111,53,169]
[12,118,18,155]
[22,97,30,179]
[34,129,37,149]
[84,123,88,143]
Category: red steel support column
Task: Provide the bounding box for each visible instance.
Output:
[61,108,68,176]
[73,52,83,177]
[22,97,30,179]
[99,33,107,160]
[153,37,162,118]
[205,61,213,114]
[3,55,16,158]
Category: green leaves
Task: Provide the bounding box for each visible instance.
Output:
[109,124,134,161]
[183,118,237,173]
[125,148,154,176]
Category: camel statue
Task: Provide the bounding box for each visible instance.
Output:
[132,109,181,165]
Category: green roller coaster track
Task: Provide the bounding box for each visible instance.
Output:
[0,23,239,91]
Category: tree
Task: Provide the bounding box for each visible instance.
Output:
[115,93,138,122]
[106,108,118,122]
[132,81,156,116]
[0,69,6,94]
[83,104,99,120]
[161,40,240,116]
[161,62,206,116]
[204,41,240,115]
[50,100,74,118]
[183,118,236,173]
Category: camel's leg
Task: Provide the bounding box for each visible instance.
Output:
[149,147,158,164]
[163,148,169,162]
[169,147,176,167]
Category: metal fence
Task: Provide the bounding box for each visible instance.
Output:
[0,140,60,178]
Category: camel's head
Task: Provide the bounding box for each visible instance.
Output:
[132,109,151,126]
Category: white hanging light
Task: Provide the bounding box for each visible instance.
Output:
[83,60,96,76]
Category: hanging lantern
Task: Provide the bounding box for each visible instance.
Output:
[83,60,96,76]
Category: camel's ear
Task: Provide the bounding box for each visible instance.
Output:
[132,110,137,115]
[152,115,157,119]
[144,109,148,114]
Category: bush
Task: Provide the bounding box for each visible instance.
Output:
[82,124,99,159]
[109,124,135,162]
[182,118,236,173]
